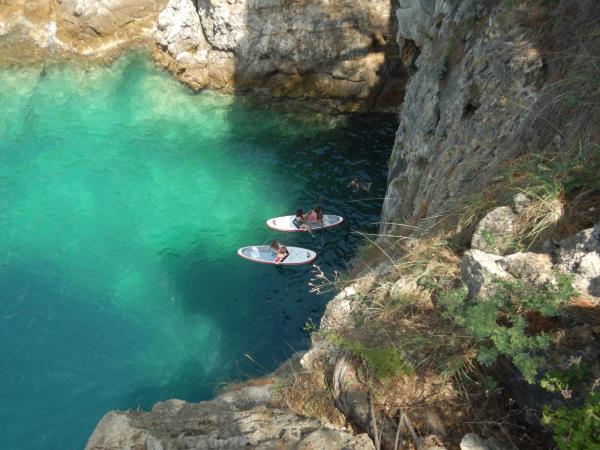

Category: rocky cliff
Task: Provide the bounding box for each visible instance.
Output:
[86,377,375,450]
[0,0,165,62]
[382,0,600,233]
[0,0,405,110]
[153,0,406,110]
[4,0,594,447]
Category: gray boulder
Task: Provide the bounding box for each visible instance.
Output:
[460,433,508,450]
[471,206,517,255]
[500,252,554,286]
[556,223,600,302]
[512,192,531,214]
[461,250,513,298]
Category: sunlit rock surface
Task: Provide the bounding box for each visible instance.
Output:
[0,0,165,61]
[86,382,375,450]
[153,0,406,110]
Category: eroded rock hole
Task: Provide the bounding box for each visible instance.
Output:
[463,84,481,118]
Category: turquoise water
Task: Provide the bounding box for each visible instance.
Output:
[0,54,397,449]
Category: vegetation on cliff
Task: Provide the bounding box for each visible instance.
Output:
[275,1,600,448]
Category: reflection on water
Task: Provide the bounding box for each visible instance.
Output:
[0,53,397,449]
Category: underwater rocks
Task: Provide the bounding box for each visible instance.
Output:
[86,381,375,450]
[153,0,406,111]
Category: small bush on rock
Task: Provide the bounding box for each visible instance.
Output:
[542,392,600,450]
[540,361,589,397]
[439,274,574,383]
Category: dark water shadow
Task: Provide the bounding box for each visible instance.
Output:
[155,103,399,391]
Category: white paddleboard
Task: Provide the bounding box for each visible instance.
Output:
[237,245,317,266]
[266,214,344,232]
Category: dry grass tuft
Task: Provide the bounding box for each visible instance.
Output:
[456,142,600,250]
[323,233,480,444]
[272,369,346,427]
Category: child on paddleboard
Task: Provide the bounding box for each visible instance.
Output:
[270,240,289,263]
[306,206,323,224]
[293,209,315,237]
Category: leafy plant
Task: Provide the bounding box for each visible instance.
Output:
[301,318,318,334]
[542,392,600,450]
[388,151,397,169]
[506,235,525,253]
[480,228,497,248]
[540,362,589,396]
[439,275,574,383]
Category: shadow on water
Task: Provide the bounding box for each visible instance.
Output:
[157,100,399,388]
[0,53,399,450]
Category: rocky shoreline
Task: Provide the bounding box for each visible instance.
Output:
[153,0,406,111]
[0,0,165,63]
[84,206,600,448]
[3,0,598,448]
[1,0,406,111]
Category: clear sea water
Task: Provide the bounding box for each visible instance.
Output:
[0,54,397,449]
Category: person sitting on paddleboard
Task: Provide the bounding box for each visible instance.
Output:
[306,206,323,224]
[270,240,289,263]
[293,209,315,237]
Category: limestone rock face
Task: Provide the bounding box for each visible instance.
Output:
[461,249,513,298]
[86,382,375,450]
[460,433,508,450]
[381,0,597,233]
[153,0,406,110]
[471,206,517,255]
[556,223,600,302]
[0,0,166,60]
[54,0,165,50]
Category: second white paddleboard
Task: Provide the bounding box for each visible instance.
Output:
[266,214,343,232]
[237,245,317,265]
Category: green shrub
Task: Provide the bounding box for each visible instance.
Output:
[542,393,600,450]
[439,275,574,383]
[480,228,497,247]
[540,362,589,395]
[301,318,318,334]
